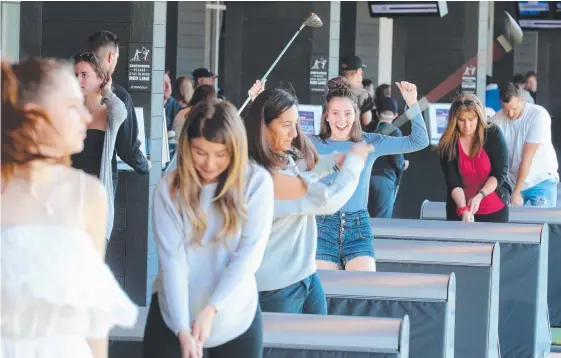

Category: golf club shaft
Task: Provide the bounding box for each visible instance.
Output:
[238,23,306,114]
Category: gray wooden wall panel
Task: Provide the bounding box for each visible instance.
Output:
[176,1,206,78]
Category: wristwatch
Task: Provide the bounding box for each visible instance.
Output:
[478,190,486,198]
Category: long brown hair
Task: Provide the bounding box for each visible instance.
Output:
[244,88,319,172]
[1,58,73,183]
[435,93,489,160]
[317,77,363,142]
[171,99,248,246]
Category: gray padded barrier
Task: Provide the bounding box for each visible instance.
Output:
[421,200,561,328]
[263,312,410,358]
[109,307,147,358]
[371,218,550,358]
[108,308,410,358]
[319,270,455,358]
[376,238,500,358]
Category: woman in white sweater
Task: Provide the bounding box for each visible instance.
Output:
[143,99,274,358]
[244,88,373,314]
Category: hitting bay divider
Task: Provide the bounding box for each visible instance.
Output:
[421,200,561,328]
[319,270,454,358]
[375,238,500,358]
[109,308,410,358]
[371,218,550,358]
[263,312,410,358]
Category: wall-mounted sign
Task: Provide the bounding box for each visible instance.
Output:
[298,104,323,136]
[309,55,329,94]
[461,64,477,94]
[128,43,152,92]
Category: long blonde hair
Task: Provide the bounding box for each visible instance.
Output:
[435,93,489,160]
[171,99,248,246]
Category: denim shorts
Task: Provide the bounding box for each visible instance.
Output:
[258,273,327,315]
[316,209,375,267]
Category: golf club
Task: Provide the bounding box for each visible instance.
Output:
[237,12,323,114]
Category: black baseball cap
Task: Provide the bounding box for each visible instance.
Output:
[340,56,367,71]
[377,97,397,117]
[192,68,218,80]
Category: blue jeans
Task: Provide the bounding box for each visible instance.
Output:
[316,209,375,267]
[521,179,558,207]
[368,175,398,218]
[258,273,327,315]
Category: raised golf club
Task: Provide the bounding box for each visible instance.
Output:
[237,12,323,114]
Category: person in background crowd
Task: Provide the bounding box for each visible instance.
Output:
[1,57,137,358]
[164,71,184,131]
[87,31,150,193]
[172,76,194,107]
[339,56,374,128]
[71,52,127,240]
[485,76,501,113]
[525,71,538,103]
[368,97,408,218]
[370,83,400,130]
[490,82,559,207]
[172,85,217,134]
[311,81,428,272]
[512,73,535,104]
[374,84,399,111]
[192,67,218,88]
[143,99,274,358]
[245,88,372,315]
[173,81,266,135]
[363,78,375,99]
[436,93,511,223]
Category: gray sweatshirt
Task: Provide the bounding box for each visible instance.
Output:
[255,153,365,292]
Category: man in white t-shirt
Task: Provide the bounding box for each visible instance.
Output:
[490,82,559,207]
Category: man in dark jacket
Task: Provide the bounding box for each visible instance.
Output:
[86,31,151,194]
[367,97,408,218]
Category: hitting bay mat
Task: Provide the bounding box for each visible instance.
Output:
[421,201,561,328]
[319,270,455,358]
[371,218,550,358]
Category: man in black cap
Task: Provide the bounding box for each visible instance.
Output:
[368,97,409,218]
[192,67,218,88]
[192,67,228,99]
[340,55,374,128]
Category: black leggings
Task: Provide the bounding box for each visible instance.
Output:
[143,294,263,358]
[447,204,509,223]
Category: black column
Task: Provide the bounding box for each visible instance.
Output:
[19,1,43,58]
[339,1,357,61]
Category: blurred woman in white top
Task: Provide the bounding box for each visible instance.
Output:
[1,58,137,358]
[143,98,274,358]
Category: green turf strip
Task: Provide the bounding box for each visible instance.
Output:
[553,327,561,345]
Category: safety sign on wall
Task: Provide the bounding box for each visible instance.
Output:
[128,43,152,92]
[309,55,329,93]
[461,64,477,94]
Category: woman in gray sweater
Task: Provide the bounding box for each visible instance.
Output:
[72,53,127,240]
[244,88,373,315]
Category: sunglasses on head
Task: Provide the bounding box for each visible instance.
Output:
[452,99,477,107]
[73,52,99,64]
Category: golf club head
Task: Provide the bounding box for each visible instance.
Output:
[504,10,523,45]
[304,12,323,28]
